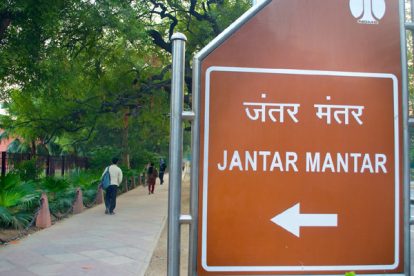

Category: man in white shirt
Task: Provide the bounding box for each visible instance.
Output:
[103,157,123,215]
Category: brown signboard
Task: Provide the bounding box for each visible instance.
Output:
[195,0,404,275]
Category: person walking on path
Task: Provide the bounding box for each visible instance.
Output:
[159,159,166,185]
[147,162,158,194]
[103,157,123,215]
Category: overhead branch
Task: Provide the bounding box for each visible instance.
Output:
[147,29,171,53]
[0,10,23,44]
[61,118,97,147]
[189,0,221,35]
[146,0,179,53]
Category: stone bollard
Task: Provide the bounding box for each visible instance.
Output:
[35,193,52,229]
[72,188,84,214]
[95,185,104,204]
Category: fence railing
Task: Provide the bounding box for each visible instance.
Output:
[0,152,88,177]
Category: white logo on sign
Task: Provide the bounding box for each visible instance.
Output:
[349,0,386,24]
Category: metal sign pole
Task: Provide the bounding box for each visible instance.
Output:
[188,58,200,276]
[168,32,187,276]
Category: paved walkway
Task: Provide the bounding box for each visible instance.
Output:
[0,178,169,276]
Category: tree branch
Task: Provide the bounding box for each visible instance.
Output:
[147,29,171,53]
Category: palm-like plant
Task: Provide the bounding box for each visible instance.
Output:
[38,177,74,214]
[0,174,38,229]
[6,138,31,153]
[66,170,100,204]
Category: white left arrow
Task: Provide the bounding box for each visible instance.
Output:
[270,203,338,238]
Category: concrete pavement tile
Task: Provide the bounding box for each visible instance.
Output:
[98,255,135,265]
[51,238,83,246]
[59,262,129,276]
[44,253,89,263]
[84,230,114,238]
[0,259,16,272]
[0,269,37,276]
[31,245,69,255]
[115,261,146,275]
[3,250,55,267]
[46,260,104,276]
[79,249,116,259]
[62,243,100,253]
[109,247,148,261]
[133,237,156,251]
[65,244,101,253]
[26,263,66,276]
[0,183,169,276]
[54,237,99,245]
[90,240,124,249]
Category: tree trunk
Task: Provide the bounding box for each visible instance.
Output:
[122,110,130,169]
[31,140,36,156]
[0,18,11,42]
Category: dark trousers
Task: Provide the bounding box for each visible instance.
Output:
[148,182,155,194]
[105,185,118,213]
[159,171,165,184]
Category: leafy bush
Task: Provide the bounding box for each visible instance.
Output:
[66,170,100,204]
[38,177,74,214]
[12,159,42,181]
[49,189,76,214]
[66,170,99,190]
[88,146,121,170]
[134,150,162,170]
[0,174,39,229]
[39,177,71,194]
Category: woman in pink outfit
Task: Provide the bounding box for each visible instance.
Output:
[146,162,158,194]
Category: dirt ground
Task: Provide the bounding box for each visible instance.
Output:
[0,228,39,245]
[145,172,190,275]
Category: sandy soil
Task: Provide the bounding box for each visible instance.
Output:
[145,172,190,275]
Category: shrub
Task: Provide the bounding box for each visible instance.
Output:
[12,159,42,181]
[66,170,100,204]
[88,146,121,170]
[39,176,71,194]
[38,177,74,214]
[0,174,39,229]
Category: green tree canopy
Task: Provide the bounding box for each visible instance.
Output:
[0,0,251,168]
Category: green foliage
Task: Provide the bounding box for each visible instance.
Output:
[49,189,76,214]
[66,170,99,190]
[0,162,103,228]
[6,138,30,153]
[345,272,356,276]
[82,188,97,205]
[88,146,122,170]
[38,176,72,213]
[37,176,75,213]
[12,159,41,181]
[66,170,100,203]
[0,0,252,171]
[38,177,71,194]
[120,166,136,178]
[37,170,102,213]
[0,174,39,229]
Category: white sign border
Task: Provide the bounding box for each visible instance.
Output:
[202,66,400,272]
